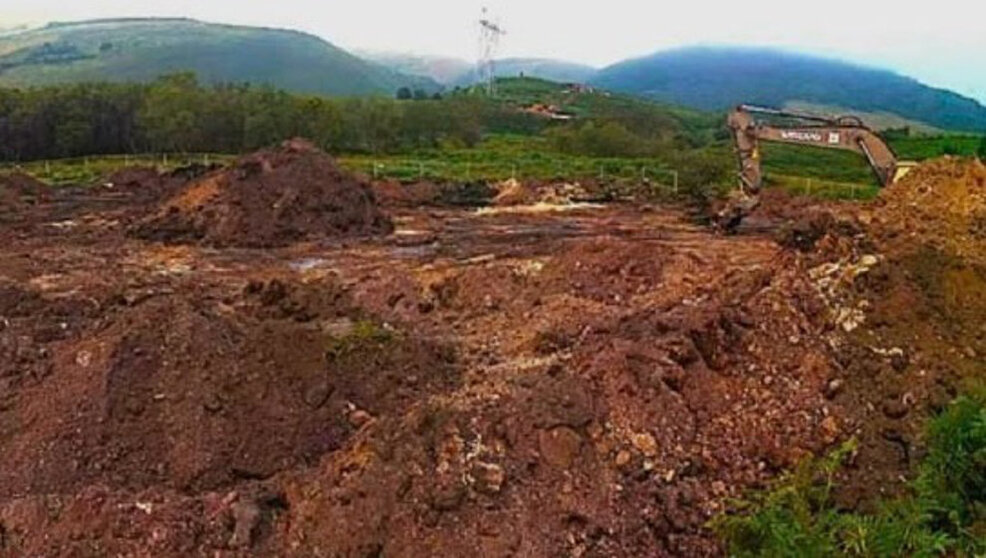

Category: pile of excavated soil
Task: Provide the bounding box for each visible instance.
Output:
[133,140,393,247]
[0,275,458,500]
[870,157,986,259]
[371,179,442,208]
[493,178,591,207]
[784,158,986,507]
[0,172,49,209]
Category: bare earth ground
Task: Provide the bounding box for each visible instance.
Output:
[0,156,982,557]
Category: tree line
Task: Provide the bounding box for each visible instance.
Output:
[0,73,542,162]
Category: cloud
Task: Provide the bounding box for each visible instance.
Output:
[6,0,986,103]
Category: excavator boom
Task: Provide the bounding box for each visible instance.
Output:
[720,104,915,231]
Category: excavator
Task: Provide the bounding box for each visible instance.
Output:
[719,104,917,231]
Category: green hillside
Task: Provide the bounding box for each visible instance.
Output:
[592,46,986,133]
[0,18,436,96]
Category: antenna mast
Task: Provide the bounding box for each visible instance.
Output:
[477,7,506,96]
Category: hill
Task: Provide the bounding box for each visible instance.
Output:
[353,51,473,86]
[361,52,596,86]
[463,58,597,85]
[0,18,436,96]
[592,46,986,133]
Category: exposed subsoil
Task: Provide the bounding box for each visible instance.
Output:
[134,139,392,248]
[0,155,981,557]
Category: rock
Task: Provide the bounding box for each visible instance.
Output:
[538,426,582,469]
[820,416,840,444]
[471,462,505,495]
[631,432,659,458]
[859,254,879,268]
[75,350,92,368]
[882,400,909,419]
[349,409,373,428]
[204,393,223,414]
[303,379,333,409]
[823,379,844,400]
[229,500,262,548]
[889,350,909,372]
[615,450,632,467]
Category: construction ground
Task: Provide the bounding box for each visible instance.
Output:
[0,142,983,556]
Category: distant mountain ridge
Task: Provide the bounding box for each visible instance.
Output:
[591,46,986,133]
[0,18,436,96]
[359,52,596,86]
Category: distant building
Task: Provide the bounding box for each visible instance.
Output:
[521,103,575,120]
[564,83,596,94]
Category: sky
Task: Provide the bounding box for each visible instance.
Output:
[3,0,986,103]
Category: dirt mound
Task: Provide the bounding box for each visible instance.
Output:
[0,275,459,502]
[0,172,50,209]
[371,179,442,208]
[872,157,986,259]
[493,178,591,206]
[133,139,393,247]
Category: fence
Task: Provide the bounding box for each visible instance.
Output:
[0,153,234,185]
[769,174,879,200]
[341,158,681,193]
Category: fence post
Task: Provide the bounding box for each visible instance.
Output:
[511,164,517,181]
[373,162,378,180]
[806,178,812,195]
[851,183,857,199]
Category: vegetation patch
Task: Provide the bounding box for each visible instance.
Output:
[715,390,986,557]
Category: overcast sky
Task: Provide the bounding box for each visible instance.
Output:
[4,0,986,103]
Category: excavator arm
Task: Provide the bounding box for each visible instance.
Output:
[720,104,914,231]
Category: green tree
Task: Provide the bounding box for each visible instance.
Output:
[138,72,203,152]
[396,87,412,100]
[977,135,986,159]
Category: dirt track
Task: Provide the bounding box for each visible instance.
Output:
[0,157,983,557]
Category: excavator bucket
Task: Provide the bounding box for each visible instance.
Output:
[893,161,919,184]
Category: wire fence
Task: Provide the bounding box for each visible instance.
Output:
[341,158,681,191]
[2,153,874,201]
[769,174,879,200]
[0,153,234,185]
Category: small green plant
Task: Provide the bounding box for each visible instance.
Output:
[325,319,395,361]
[715,389,986,557]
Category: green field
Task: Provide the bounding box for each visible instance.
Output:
[1,76,981,204]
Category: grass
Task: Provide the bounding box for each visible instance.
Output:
[761,143,878,186]
[340,134,681,186]
[714,388,986,557]
[324,320,396,362]
[3,129,977,206]
[892,136,984,160]
[0,153,233,185]
[768,174,881,201]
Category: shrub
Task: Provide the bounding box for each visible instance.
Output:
[715,389,986,557]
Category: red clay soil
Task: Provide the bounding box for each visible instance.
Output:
[0,171,50,209]
[134,139,392,247]
[0,157,981,556]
